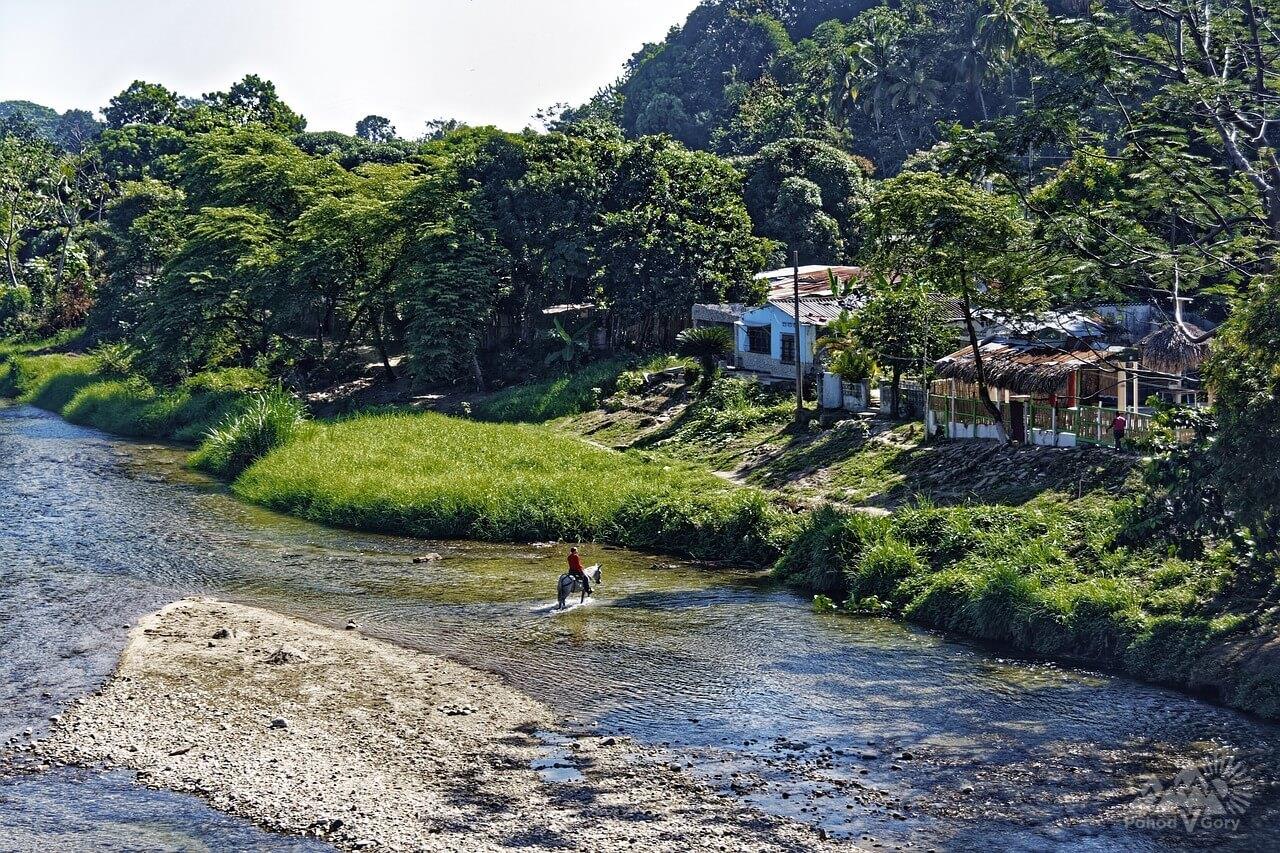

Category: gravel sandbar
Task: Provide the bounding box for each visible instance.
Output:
[40,598,851,852]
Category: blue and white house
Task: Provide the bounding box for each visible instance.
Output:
[692,265,863,388]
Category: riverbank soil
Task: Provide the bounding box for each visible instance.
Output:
[40,598,846,853]
[560,377,1139,510]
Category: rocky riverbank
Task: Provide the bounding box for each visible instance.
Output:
[35,598,848,852]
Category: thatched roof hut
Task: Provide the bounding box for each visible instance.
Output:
[934,342,1116,396]
[1139,323,1209,375]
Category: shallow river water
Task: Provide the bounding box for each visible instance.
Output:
[2,403,1279,852]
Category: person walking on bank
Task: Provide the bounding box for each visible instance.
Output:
[1112,412,1128,451]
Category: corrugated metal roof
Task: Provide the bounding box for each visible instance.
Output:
[541,303,597,315]
[936,297,967,323]
[760,266,864,301]
[692,303,749,324]
[769,297,851,325]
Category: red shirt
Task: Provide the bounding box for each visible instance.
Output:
[568,553,584,573]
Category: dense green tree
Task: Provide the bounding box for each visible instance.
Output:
[594,135,770,347]
[202,74,306,133]
[0,134,59,291]
[737,137,871,262]
[355,115,397,143]
[1202,280,1280,549]
[89,178,185,339]
[54,109,103,152]
[866,170,1040,440]
[852,276,957,417]
[139,205,282,376]
[285,164,417,379]
[103,81,181,129]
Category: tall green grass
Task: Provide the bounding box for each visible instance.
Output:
[772,497,1278,712]
[234,410,783,565]
[475,359,632,423]
[189,388,307,477]
[0,352,269,443]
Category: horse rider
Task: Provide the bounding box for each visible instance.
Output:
[567,546,592,597]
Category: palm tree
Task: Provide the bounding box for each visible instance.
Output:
[832,21,897,133]
[978,0,1032,67]
[982,0,1040,102]
[886,45,944,113]
[677,325,734,391]
[954,11,993,120]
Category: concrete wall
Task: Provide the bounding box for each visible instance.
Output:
[737,305,818,370]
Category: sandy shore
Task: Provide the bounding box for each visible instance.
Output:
[37,598,851,852]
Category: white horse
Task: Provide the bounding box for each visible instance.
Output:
[557,564,602,610]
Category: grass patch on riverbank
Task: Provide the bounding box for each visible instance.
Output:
[234,410,785,565]
[777,498,1278,714]
[476,356,695,424]
[475,359,632,423]
[0,352,269,443]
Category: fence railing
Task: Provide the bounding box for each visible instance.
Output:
[927,393,1192,445]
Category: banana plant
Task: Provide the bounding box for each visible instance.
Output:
[544,318,592,366]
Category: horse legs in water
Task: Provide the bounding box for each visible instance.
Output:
[556,566,601,610]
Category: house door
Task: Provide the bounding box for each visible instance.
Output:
[1009,401,1026,443]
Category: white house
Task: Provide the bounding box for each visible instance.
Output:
[693,265,863,387]
[735,295,848,382]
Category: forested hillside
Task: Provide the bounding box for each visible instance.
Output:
[1,0,1278,551]
[0,100,102,151]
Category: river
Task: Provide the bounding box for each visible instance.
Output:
[1,402,1277,852]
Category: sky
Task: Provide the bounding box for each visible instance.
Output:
[0,0,700,135]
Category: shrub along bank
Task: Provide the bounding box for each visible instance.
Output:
[0,351,274,444]
[781,501,1277,717]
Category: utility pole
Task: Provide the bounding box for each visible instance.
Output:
[793,251,805,423]
[920,278,930,436]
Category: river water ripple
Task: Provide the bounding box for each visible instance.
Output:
[1,403,1278,852]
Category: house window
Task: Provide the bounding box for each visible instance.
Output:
[780,333,796,365]
[746,326,771,355]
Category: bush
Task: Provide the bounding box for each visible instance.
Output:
[475,359,631,423]
[1,353,271,446]
[181,368,269,395]
[849,538,924,607]
[90,342,139,377]
[191,388,308,478]
[774,506,890,597]
[657,378,792,446]
[0,353,98,410]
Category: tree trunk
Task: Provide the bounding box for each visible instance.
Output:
[373,315,397,382]
[961,287,1009,443]
[890,366,902,419]
[3,207,19,291]
[54,225,72,287]
[470,352,486,393]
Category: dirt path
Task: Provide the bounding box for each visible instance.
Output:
[38,598,852,853]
